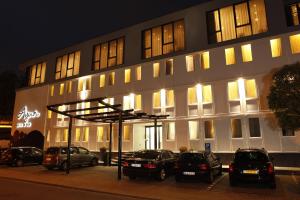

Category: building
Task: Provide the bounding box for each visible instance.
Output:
[12,0,300,157]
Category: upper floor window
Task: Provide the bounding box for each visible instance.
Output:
[135,66,142,81]
[142,19,185,59]
[200,51,210,69]
[166,59,174,76]
[92,37,124,70]
[124,69,131,84]
[207,0,268,44]
[225,47,236,65]
[55,51,80,80]
[185,55,195,72]
[290,34,300,54]
[27,62,46,86]
[270,38,282,58]
[286,2,300,26]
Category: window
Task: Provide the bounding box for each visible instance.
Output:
[166,90,174,107]
[56,130,61,142]
[75,128,81,142]
[241,44,253,62]
[189,121,199,140]
[186,55,195,72]
[166,59,174,75]
[78,77,91,92]
[50,85,54,96]
[282,128,295,136]
[55,51,80,80]
[270,38,282,58]
[47,110,52,119]
[108,72,115,86]
[166,122,175,140]
[135,94,142,110]
[62,129,68,142]
[153,91,161,108]
[200,51,210,69]
[249,118,261,137]
[290,34,300,54]
[97,127,104,142]
[99,74,105,88]
[67,81,72,93]
[231,119,242,138]
[245,79,257,99]
[28,62,46,86]
[124,69,131,83]
[202,85,212,104]
[123,95,133,110]
[92,37,124,70]
[188,87,197,105]
[204,120,215,139]
[228,81,240,101]
[83,127,89,142]
[153,63,160,78]
[207,0,268,43]
[59,83,64,95]
[225,48,236,65]
[143,19,185,58]
[123,125,130,141]
[136,66,142,81]
[286,3,300,26]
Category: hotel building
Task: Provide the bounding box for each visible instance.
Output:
[12,0,300,157]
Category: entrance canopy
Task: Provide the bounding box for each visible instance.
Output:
[47,97,168,179]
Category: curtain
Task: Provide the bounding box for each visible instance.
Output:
[225,48,236,65]
[61,55,68,78]
[290,34,300,54]
[100,43,108,69]
[144,30,152,58]
[30,65,36,85]
[67,53,74,77]
[108,40,117,67]
[41,62,46,83]
[241,44,253,62]
[153,92,161,108]
[231,119,242,138]
[249,0,268,34]
[117,38,124,65]
[228,81,240,100]
[135,94,142,110]
[245,79,257,99]
[166,90,174,107]
[220,6,236,41]
[74,51,80,75]
[204,120,215,139]
[97,127,104,142]
[163,24,173,54]
[189,121,199,140]
[188,87,197,105]
[186,55,194,72]
[174,20,185,51]
[235,2,252,38]
[202,85,212,104]
[93,45,100,70]
[201,51,210,69]
[270,38,282,57]
[152,26,162,57]
[55,57,62,80]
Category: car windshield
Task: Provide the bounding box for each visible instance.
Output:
[179,153,205,162]
[46,148,60,155]
[133,151,159,160]
[235,151,269,163]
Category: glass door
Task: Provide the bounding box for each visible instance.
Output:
[145,126,162,150]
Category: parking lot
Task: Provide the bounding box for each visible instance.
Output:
[0,165,299,200]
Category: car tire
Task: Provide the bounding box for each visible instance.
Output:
[229,177,237,187]
[217,164,223,176]
[61,161,68,171]
[16,159,24,167]
[207,171,214,183]
[90,159,98,167]
[157,168,167,181]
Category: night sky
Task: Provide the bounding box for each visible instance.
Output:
[0,0,206,72]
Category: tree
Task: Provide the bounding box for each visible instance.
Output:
[268,63,300,131]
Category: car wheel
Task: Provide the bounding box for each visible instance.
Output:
[16,159,24,167]
[217,164,223,176]
[175,175,182,182]
[129,176,136,180]
[269,181,276,189]
[61,162,68,171]
[229,177,236,187]
[207,171,214,183]
[90,159,98,167]
[157,168,167,181]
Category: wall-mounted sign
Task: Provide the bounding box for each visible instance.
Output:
[17,106,41,128]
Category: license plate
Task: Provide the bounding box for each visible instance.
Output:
[131,163,141,168]
[243,170,259,174]
[46,157,52,161]
[183,172,196,176]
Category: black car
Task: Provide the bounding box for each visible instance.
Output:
[123,150,176,181]
[175,152,222,183]
[229,148,276,188]
[1,147,43,167]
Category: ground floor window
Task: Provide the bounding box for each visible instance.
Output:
[282,128,295,136]
[204,120,215,139]
[189,121,199,140]
[249,118,261,137]
[231,118,242,138]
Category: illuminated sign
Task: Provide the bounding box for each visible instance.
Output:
[17,106,41,128]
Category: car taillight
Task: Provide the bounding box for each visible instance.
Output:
[267,163,274,174]
[199,164,209,171]
[143,163,156,169]
[122,162,129,167]
[229,163,234,173]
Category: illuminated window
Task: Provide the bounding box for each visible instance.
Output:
[231,119,242,138]
[241,44,253,62]
[204,120,215,139]
[188,87,197,105]
[75,128,81,142]
[143,19,185,58]
[124,69,131,83]
[153,91,161,108]
[67,81,72,93]
[166,122,175,141]
[47,110,52,119]
[189,121,199,140]
[50,85,54,96]
[123,95,133,110]
[245,79,257,99]
[136,66,142,81]
[200,51,210,69]
[123,125,130,141]
[290,34,300,54]
[108,72,115,86]
[59,83,64,95]
[270,38,282,58]
[202,85,212,104]
[97,127,104,142]
[135,94,142,110]
[56,130,61,142]
[57,105,67,121]
[55,51,80,80]
[225,48,236,65]
[153,63,160,78]
[28,62,46,86]
[83,127,89,142]
[186,55,195,72]
[106,127,111,141]
[62,129,68,142]
[99,74,105,88]
[92,37,124,70]
[166,59,174,76]
[286,3,300,26]
[228,81,240,100]
[78,77,91,92]
[249,118,261,137]
[100,98,114,113]
[207,0,268,43]
[166,90,174,107]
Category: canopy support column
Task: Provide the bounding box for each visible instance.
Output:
[154,118,157,150]
[66,117,73,174]
[108,122,113,166]
[117,112,123,180]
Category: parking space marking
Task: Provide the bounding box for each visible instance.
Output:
[207,174,226,191]
[291,173,299,185]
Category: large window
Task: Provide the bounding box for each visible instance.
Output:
[241,44,253,62]
[189,121,199,140]
[204,120,215,139]
[92,37,124,70]
[270,38,282,58]
[249,118,261,137]
[207,0,268,43]
[289,34,300,54]
[228,81,240,101]
[231,118,242,138]
[123,94,142,110]
[166,122,176,141]
[142,20,185,58]
[123,125,131,141]
[55,51,80,80]
[28,62,46,86]
[225,48,236,65]
[286,2,300,26]
[186,55,195,72]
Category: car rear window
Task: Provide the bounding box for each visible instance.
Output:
[179,153,205,162]
[133,151,159,159]
[46,148,60,155]
[235,151,269,163]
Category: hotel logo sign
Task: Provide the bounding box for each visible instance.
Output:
[17,106,41,128]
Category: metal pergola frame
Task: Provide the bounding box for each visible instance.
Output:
[47,97,168,180]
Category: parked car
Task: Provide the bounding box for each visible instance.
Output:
[123,150,176,181]
[175,151,222,183]
[229,148,276,188]
[1,147,43,167]
[111,152,134,166]
[43,146,98,170]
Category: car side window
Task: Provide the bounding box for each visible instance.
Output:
[23,148,32,155]
[78,147,88,154]
[32,148,42,156]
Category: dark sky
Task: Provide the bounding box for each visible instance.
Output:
[0,0,206,72]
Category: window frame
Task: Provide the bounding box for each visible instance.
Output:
[55,51,80,80]
[286,2,300,26]
[27,62,47,86]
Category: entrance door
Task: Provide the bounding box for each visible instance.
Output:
[145,126,162,150]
